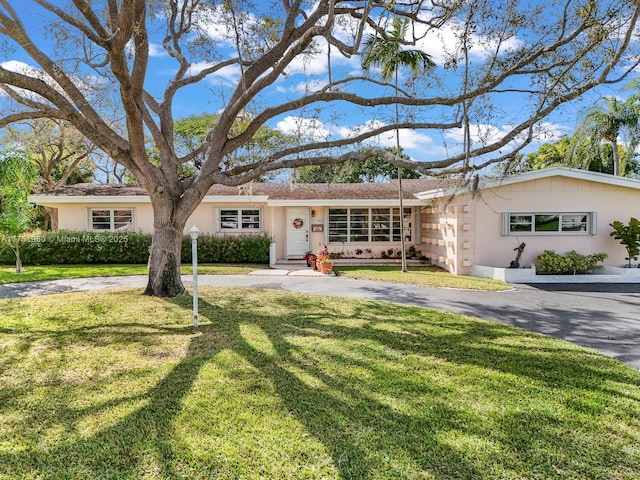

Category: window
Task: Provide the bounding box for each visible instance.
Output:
[504,212,593,235]
[219,208,261,231]
[90,208,134,231]
[329,207,411,242]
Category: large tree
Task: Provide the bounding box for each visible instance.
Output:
[0,1,639,296]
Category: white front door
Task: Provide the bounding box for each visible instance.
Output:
[286,208,310,258]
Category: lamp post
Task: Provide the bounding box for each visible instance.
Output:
[189,225,200,327]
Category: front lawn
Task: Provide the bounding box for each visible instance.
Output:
[1,288,638,479]
[0,264,511,291]
[333,265,511,291]
[0,264,266,285]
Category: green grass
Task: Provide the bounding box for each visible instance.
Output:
[0,264,266,284]
[334,265,512,291]
[1,288,639,479]
[0,264,512,291]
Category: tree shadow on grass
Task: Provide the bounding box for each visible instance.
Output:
[172,291,639,479]
[1,288,640,479]
[0,320,221,479]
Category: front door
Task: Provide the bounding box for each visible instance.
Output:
[286,208,310,258]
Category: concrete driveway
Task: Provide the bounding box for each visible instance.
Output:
[1,274,639,370]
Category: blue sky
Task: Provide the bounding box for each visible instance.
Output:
[1,1,637,170]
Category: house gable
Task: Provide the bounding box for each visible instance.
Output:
[417,168,640,274]
[416,167,640,200]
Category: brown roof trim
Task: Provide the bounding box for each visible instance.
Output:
[37,179,445,201]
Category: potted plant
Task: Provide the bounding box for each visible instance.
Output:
[304,251,317,268]
[315,244,330,269]
[318,257,333,274]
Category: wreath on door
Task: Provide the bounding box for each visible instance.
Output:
[293,218,304,229]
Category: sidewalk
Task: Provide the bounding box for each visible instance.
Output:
[248,268,334,277]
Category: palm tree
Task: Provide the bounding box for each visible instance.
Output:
[362,17,435,272]
[574,96,640,176]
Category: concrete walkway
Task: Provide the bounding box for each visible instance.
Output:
[1,270,639,370]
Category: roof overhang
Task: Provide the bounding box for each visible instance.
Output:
[31,194,424,207]
[202,195,270,203]
[415,167,640,200]
[30,195,151,205]
[267,199,425,207]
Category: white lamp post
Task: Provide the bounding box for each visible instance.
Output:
[189,225,200,327]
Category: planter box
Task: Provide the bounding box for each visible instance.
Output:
[470,264,640,283]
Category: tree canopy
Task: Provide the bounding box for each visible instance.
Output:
[293,148,420,183]
[2,119,96,190]
[501,134,640,177]
[0,0,639,296]
[573,96,640,176]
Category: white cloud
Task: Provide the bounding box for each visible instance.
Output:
[276,116,330,141]
[530,122,571,144]
[438,121,571,160]
[0,60,103,100]
[2,60,46,79]
[415,22,523,66]
[335,119,434,149]
[185,61,242,85]
[149,43,169,57]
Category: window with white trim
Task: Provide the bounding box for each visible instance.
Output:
[219,208,262,231]
[504,212,595,235]
[90,208,134,231]
[329,207,412,242]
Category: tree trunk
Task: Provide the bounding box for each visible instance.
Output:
[611,139,621,176]
[45,207,59,231]
[14,240,22,274]
[143,199,188,297]
[44,207,58,232]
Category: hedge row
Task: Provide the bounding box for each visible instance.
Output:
[0,231,271,265]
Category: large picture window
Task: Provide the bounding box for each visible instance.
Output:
[219,208,262,231]
[329,207,411,242]
[90,208,134,231]
[505,212,594,235]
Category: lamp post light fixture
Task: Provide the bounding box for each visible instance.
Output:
[189,225,200,327]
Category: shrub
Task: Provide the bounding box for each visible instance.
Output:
[0,231,270,265]
[536,250,608,275]
[182,233,270,263]
[610,218,640,267]
[0,231,152,264]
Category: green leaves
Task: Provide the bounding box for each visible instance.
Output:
[0,149,37,271]
[610,217,640,266]
[361,17,435,84]
[0,148,36,194]
[536,250,608,274]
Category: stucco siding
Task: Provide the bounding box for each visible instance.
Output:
[469,177,638,268]
[50,203,155,232]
